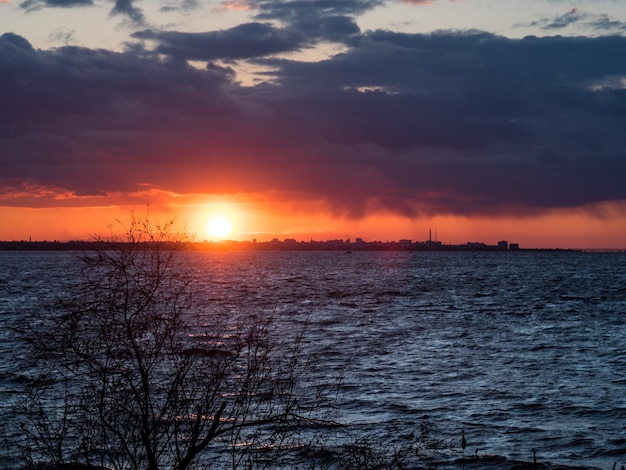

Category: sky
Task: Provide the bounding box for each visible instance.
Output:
[1,0,626,248]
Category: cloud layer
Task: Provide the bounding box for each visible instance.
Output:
[1,10,626,218]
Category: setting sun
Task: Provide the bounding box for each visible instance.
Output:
[206,216,232,239]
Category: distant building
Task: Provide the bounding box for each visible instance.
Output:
[465,242,486,249]
[498,240,508,251]
[509,243,520,251]
[399,239,413,249]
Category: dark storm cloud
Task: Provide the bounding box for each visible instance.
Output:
[243,0,369,43]
[132,23,305,60]
[257,31,626,213]
[0,32,240,197]
[1,30,626,216]
[132,19,360,61]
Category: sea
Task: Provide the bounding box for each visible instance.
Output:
[1,249,625,469]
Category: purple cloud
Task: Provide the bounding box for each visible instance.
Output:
[1,30,626,217]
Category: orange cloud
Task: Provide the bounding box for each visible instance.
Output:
[215,0,254,12]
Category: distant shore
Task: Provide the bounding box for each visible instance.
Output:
[0,239,600,252]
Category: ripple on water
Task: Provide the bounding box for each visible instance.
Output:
[1,250,626,468]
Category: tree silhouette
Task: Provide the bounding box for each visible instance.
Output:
[18,214,330,470]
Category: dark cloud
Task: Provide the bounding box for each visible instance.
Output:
[521,8,588,31]
[159,0,198,13]
[520,8,626,34]
[0,32,35,52]
[48,28,77,45]
[0,33,239,196]
[249,0,382,21]
[132,19,360,62]
[110,0,145,24]
[586,15,626,33]
[133,23,305,60]
[1,30,626,217]
[248,0,369,43]
[20,0,92,11]
[539,8,589,30]
[286,15,361,43]
[19,0,144,24]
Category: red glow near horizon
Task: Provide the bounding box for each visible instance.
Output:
[1,200,625,249]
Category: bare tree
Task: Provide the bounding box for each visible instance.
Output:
[17,214,333,470]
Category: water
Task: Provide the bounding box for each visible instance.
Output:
[1,250,626,469]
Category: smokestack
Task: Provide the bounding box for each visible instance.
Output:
[429,229,432,242]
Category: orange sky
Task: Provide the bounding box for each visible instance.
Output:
[2,198,625,249]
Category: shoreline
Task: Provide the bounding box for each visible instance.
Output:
[0,240,606,252]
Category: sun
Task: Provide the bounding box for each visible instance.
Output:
[206,216,232,239]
